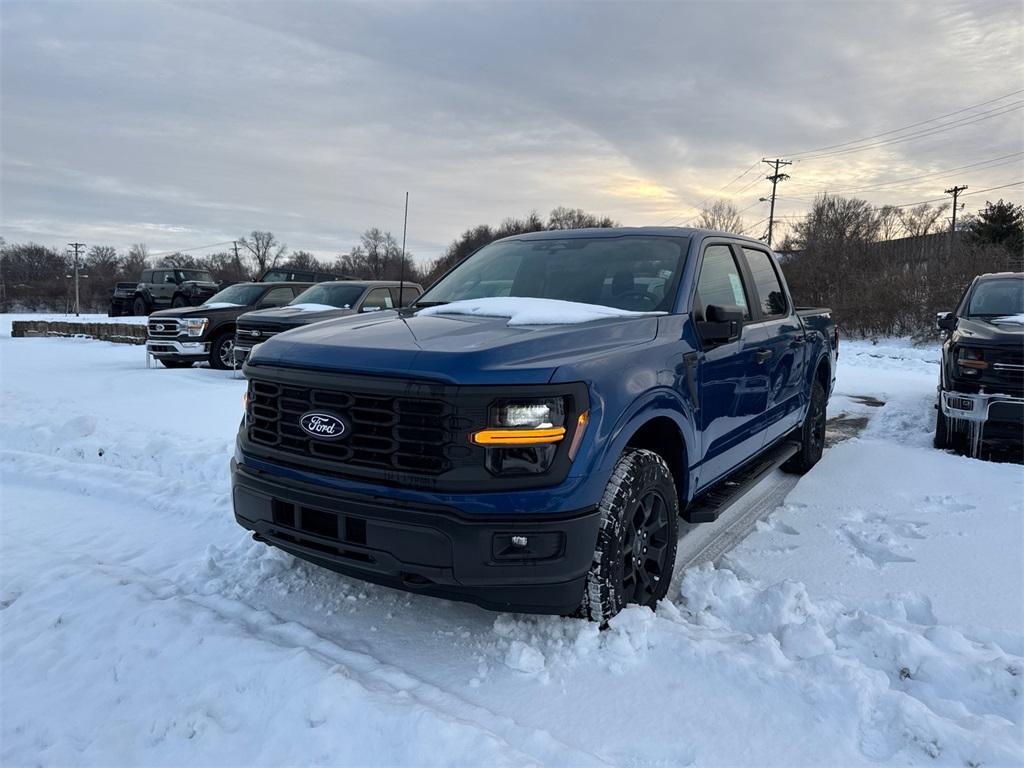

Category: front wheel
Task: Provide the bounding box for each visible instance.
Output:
[132,296,149,316]
[209,332,235,370]
[783,378,827,474]
[580,449,679,624]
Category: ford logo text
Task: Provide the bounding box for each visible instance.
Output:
[299,412,347,440]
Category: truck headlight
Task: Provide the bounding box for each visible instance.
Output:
[472,398,567,475]
[185,318,208,337]
[957,347,988,375]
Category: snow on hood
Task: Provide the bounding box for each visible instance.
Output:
[286,303,343,312]
[416,297,664,326]
[991,313,1024,325]
[199,302,242,309]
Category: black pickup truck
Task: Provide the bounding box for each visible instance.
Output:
[935,271,1024,456]
[234,280,423,364]
[147,282,312,369]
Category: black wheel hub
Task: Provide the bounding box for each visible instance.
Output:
[619,489,671,606]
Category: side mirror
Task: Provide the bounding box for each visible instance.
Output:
[936,312,957,332]
[700,304,744,344]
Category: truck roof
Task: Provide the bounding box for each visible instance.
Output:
[492,226,769,247]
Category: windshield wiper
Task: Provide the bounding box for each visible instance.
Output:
[413,301,449,308]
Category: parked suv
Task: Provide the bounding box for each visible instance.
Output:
[232,227,837,621]
[234,280,423,364]
[147,281,312,369]
[935,272,1024,456]
[108,282,141,316]
[131,269,220,315]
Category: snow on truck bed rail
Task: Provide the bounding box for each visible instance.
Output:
[416,296,664,325]
[1,331,1021,766]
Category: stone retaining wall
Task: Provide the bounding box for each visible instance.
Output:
[11,321,147,345]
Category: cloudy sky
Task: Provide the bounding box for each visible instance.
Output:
[2,0,1022,264]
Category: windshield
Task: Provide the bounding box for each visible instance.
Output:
[967,278,1024,317]
[291,283,366,308]
[205,283,266,306]
[416,235,689,312]
[176,269,214,283]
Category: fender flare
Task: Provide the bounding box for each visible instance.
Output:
[595,387,697,498]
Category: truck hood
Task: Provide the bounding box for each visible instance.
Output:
[150,304,248,320]
[239,304,356,328]
[248,310,661,385]
[953,316,1024,346]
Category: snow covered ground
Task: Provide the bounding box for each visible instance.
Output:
[1,325,1021,767]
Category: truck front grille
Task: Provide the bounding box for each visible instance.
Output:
[148,319,183,339]
[246,378,471,477]
[235,322,284,346]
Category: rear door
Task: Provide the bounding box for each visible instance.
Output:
[693,242,765,487]
[737,246,806,447]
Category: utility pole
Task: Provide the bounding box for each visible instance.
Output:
[232,240,242,279]
[67,242,86,316]
[944,185,968,248]
[762,158,792,248]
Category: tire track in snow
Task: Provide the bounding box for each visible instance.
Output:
[2,471,611,767]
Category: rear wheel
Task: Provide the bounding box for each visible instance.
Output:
[209,332,235,370]
[783,378,827,474]
[159,359,193,369]
[580,449,679,624]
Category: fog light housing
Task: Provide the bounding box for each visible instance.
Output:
[492,532,564,561]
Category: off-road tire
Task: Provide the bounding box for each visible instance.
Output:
[783,379,827,474]
[933,404,949,449]
[209,332,235,370]
[580,449,679,625]
[171,295,189,309]
[159,359,193,369]
[132,296,149,316]
[108,306,121,318]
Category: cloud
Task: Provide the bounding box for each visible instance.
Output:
[2,0,1021,259]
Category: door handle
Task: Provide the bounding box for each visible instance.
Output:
[789,338,807,348]
[755,349,773,364]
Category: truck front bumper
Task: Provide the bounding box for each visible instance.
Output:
[231,460,601,615]
[940,388,1024,452]
[146,339,209,361]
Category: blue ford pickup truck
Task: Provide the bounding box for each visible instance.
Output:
[232,227,837,621]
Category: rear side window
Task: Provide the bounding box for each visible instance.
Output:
[141,271,152,283]
[362,288,394,310]
[695,245,751,320]
[742,248,788,317]
[390,286,421,307]
[261,287,294,306]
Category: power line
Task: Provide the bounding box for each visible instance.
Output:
[659,158,762,225]
[792,102,1023,161]
[786,151,1024,196]
[782,89,1024,158]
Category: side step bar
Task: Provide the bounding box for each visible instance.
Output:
[684,439,800,523]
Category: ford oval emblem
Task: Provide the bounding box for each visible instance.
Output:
[249,329,261,337]
[299,412,347,440]
[155,324,165,331]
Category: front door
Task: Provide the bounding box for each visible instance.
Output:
[693,243,764,489]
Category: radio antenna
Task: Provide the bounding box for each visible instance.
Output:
[398,191,409,310]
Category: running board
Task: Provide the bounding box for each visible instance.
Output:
[684,440,800,524]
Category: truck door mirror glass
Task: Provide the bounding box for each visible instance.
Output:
[700,304,743,344]
[936,312,956,331]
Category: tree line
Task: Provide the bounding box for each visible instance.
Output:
[1,199,1019,333]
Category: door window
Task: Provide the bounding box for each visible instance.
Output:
[260,287,294,307]
[695,245,751,320]
[742,248,789,318]
[362,288,394,311]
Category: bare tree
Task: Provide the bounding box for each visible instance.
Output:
[697,200,745,233]
[285,250,330,271]
[238,231,287,273]
[876,205,903,241]
[897,203,949,238]
[547,207,617,230]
